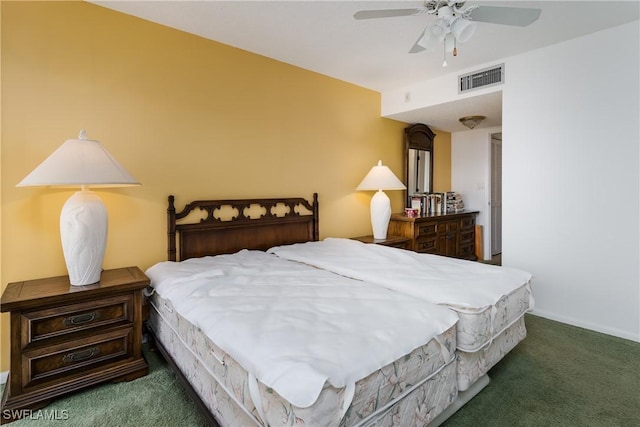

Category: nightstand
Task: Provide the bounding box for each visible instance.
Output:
[351,235,411,250]
[0,267,149,424]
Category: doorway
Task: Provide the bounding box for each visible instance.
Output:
[490,133,502,257]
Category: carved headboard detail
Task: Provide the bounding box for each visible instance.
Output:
[167,194,319,261]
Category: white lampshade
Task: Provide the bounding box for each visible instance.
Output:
[17,130,139,286]
[356,160,406,192]
[18,130,139,187]
[357,160,406,239]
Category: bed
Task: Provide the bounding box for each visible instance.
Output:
[267,238,534,392]
[145,194,466,427]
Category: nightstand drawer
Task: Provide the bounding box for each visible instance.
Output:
[22,294,133,346]
[22,327,132,387]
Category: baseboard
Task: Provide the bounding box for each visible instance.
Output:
[530,309,640,343]
[0,371,8,385]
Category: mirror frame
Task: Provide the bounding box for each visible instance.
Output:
[404,123,435,208]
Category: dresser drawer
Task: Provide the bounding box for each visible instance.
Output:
[21,294,133,346]
[460,229,475,244]
[460,215,475,229]
[416,222,437,237]
[458,243,476,259]
[415,237,438,253]
[22,327,132,387]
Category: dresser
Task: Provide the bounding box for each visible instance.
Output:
[0,267,149,423]
[388,211,479,260]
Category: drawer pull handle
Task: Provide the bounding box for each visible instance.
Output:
[63,347,100,364]
[64,312,99,326]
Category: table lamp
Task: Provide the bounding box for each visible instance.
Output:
[17,130,140,286]
[356,160,406,239]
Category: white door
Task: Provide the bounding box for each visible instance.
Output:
[490,135,502,255]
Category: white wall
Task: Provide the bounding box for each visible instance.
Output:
[386,20,640,342]
[451,126,502,260]
[502,21,639,341]
[382,63,502,117]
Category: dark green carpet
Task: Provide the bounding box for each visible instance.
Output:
[3,344,210,427]
[443,314,640,427]
[3,314,639,426]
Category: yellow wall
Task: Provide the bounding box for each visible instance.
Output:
[0,1,450,371]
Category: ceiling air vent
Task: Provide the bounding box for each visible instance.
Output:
[459,64,504,93]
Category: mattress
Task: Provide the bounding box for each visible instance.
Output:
[455,282,531,352]
[268,238,534,354]
[149,293,458,427]
[455,315,527,391]
[145,250,460,426]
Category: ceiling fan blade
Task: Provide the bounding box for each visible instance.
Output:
[468,6,541,27]
[409,34,427,54]
[354,8,423,20]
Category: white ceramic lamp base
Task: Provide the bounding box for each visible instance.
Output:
[370,190,392,239]
[60,189,107,286]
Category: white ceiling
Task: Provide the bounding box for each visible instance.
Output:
[91,1,639,131]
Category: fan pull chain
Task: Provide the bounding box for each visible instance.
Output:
[442,39,448,67]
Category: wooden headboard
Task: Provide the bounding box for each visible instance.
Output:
[167,194,319,261]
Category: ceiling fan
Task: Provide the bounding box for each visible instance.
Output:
[354,1,541,63]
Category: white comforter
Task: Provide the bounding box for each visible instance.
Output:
[146,250,458,408]
[268,238,534,311]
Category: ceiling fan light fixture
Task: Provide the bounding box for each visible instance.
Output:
[459,115,486,129]
[450,17,477,43]
[429,18,449,41]
[437,5,454,19]
[418,28,439,50]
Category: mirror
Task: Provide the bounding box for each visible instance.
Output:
[404,123,435,208]
[408,149,430,193]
